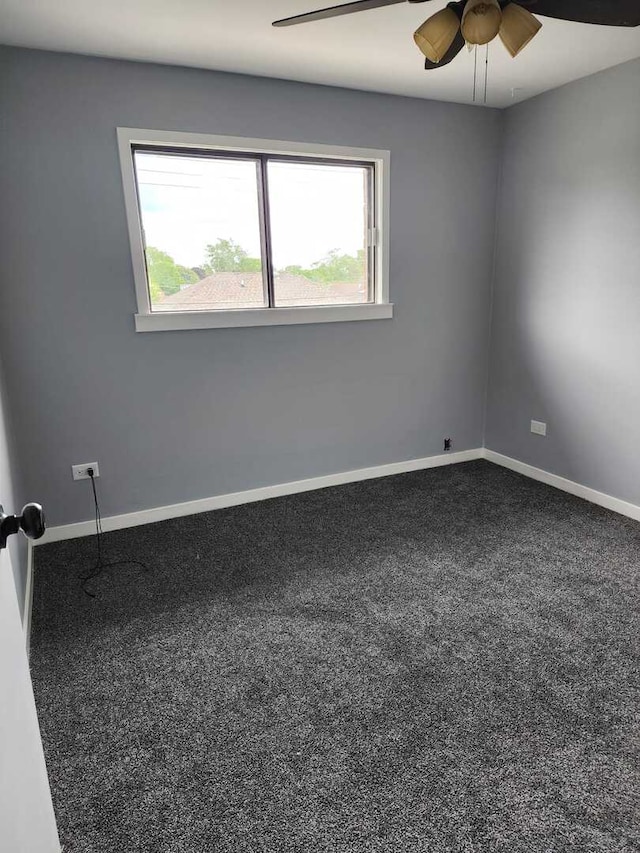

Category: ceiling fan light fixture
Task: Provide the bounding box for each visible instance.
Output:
[461,0,502,45]
[499,3,542,57]
[414,7,461,63]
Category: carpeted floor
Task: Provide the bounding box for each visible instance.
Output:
[30,460,640,852]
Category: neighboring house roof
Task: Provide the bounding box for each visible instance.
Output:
[155,272,366,311]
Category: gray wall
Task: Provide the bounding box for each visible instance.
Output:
[486,58,640,506]
[0,46,501,531]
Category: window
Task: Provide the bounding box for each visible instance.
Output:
[118,129,391,331]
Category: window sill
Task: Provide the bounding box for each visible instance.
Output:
[134,303,393,332]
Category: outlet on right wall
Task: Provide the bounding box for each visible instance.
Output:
[485,56,640,508]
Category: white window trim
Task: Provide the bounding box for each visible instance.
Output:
[117,128,392,332]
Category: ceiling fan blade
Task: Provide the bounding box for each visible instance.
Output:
[424,29,465,69]
[517,0,640,27]
[273,0,409,27]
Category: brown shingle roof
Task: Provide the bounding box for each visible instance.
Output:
[154,272,366,311]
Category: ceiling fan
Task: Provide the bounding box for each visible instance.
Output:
[273,1,640,70]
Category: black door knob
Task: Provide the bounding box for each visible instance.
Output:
[20,503,46,541]
[0,502,46,550]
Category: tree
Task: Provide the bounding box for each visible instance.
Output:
[281,249,365,284]
[191,266,211,281]
[205,238,261,273]
[145,247,198,298]
[280,264,307,278]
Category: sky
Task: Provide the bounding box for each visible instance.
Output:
[135,152,369,270]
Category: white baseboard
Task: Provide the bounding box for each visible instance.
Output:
[483,449,640,523]
[37,448,483,545]
[23,541,34,656]
[34,446,640,551]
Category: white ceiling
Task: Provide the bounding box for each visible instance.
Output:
[1,0,640,108]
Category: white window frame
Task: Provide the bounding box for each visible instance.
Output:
[117,128,392,332]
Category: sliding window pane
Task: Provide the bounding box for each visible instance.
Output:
[134,151,266,311]
[267,161,371,307]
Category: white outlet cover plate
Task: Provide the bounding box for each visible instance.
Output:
[72,462,100,480]
[530,420,547,437]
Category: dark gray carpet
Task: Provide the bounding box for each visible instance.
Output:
[31,460,640,852]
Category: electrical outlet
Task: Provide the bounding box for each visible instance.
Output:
[444,437,452,452]
[530,420,547,437]
[72,461,100,481]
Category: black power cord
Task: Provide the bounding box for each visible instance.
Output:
[81,468,149,597]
